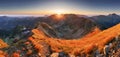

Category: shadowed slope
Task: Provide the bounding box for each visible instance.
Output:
[42,14,97,39]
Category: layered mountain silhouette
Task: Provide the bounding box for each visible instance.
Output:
[0,13,120,31]
[0,13,120,38]
[90,13,120,30]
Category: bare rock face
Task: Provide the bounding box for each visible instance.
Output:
[37,14,98,39]
[37,40,51,57]
[50,53,59,57]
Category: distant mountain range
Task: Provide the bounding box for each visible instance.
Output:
[0,13,120,30]
[90,13,120,30]
[0,13,120,38]
[0,16,37,30]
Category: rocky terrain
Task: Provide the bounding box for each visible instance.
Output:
[0,23,120,57]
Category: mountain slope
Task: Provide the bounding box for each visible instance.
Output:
[28,23,120,56]
[38,14,98,39]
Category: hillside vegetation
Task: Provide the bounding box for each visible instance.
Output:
[28,23,120,56]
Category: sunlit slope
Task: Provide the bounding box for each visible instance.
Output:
[0,39,8,49]
[28,24,120,55]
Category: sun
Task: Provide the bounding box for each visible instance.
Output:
[54,9,65,15]
[51,9,66,20]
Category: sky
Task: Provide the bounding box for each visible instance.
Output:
[0,0,120,15]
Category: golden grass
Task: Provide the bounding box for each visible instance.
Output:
[0,39,8,49]
[28,24,120,55]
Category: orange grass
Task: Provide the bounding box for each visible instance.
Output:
[0,39,8,49]
[28,24,120,55]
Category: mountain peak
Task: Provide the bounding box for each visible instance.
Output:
[108,13,119,17]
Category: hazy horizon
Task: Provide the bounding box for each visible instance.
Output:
[0,13,120,17]
[0,0,120,15]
